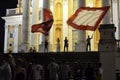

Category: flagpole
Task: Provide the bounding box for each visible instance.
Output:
[110,0,113,24]
[118,0,120,39]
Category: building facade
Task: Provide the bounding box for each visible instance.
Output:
[2,0,120,53]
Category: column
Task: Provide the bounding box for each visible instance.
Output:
[31,0,39,51]
[99,24,116,80]
[42,0,49,41]
[39,0,50,52]
[75,0,86,52]
[4,25,8,53]
[20,0,30,52]
[13,25,18,53]
[102,0,111,24]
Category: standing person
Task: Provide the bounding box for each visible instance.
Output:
[47,58,59,80]
[32,47,37,53]
[0,55,12,80]
[85,63,95,80]
[64,37,68,52]
[26,62,33,80]
[28,47,33,53]
[74,61,83,80]
[95,63,103,80]
[5,52,16,80]
[86,35,93,51]
[56,38,60,52]
[44,40,48,53]
[14,58,26,80]
[58,60,71,80]
[32,60,43,80]
[44,64,49,80]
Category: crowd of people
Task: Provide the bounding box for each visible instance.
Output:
[0,52,103,80]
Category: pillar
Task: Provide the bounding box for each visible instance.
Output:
[102,0,111,24]
[13,25,18,53]
[4,25,8,53]
[75,0,86,52]
[31,0,39,51]
[20,0,30,52]
[42,0,49,42]
[99,24,117,80]
[39,0,50,52]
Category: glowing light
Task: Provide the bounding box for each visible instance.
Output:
[39,0,43,8]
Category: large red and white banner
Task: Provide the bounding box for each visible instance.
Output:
[31,8,54,36]
[67,6,110,31]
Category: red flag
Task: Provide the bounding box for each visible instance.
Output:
[67,6,110,31]
[31,8,54,36]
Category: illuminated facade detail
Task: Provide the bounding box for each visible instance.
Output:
[2,0,120,52]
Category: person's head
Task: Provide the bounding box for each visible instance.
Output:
[33,47,36,49]
[88,35,90,38]
[57,38,60,42]
[50,58,55,62]
[57,38,60,40]
[45,39,47,42]
[16,58,23,67]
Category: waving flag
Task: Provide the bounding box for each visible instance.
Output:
[31,8,54,36]
[67,6,110,31]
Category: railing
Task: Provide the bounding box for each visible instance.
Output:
[6,9,16,15]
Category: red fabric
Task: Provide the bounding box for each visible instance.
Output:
[67,6,110,31]
[43,8,53,21]
[31,8,54,36]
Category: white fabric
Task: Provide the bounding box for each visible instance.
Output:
[47,62,59,80]
[32,64,43,80]
[73,10,103,26]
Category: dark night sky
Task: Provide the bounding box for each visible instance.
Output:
[0,0,18,16]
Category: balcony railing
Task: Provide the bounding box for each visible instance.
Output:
[6,8,16,16]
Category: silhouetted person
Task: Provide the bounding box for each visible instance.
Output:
[26,62,33,80]
[0,54,12,80]
[32,47,37,53]
[44,40,48,52]
[64,37,68,52]
[59,60,70,80]
[47,58,59,80]
[74,61,83,80]
[86,35,93,51]
[14,58,26,80]
[44,64,49,80]
[56,38,60,52]
[95,63,103,80]
[85,63,95,80]
[28,47,33,53]
[32,60,43,80]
